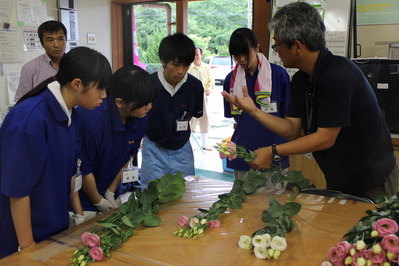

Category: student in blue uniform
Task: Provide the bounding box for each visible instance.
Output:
[223,28,291,185]
[77,65,157,218]
[0,46,112,259]
[140,33,204,189]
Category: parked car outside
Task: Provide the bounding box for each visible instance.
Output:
[203,56,234,85]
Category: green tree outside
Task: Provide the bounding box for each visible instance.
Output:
[134,0,251,69]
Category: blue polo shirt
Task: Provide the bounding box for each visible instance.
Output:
[0,89,77,258]
[223,63,291,171]
[77,98,147,211]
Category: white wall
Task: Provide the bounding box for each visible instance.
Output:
[0,0,112,117]
[357,24,399,58]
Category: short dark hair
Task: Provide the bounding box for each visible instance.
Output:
[38,20,67,45]
[229,27,258,58]
[158,33,195,66]
[195,47,203,55]
[17,47,112,105]
[108,65,157,110]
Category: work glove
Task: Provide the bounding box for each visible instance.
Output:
[105,189,122,208]
[94,196,114,212]
[72,214,85,226]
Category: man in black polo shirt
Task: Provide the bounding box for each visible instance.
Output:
[222,2,398,201]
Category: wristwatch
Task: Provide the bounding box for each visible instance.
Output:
[271,144,281,162]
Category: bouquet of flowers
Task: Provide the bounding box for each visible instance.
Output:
[323,191,399,265]
[71,172,186,265]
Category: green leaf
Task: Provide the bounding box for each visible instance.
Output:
[143,214,162,227]
[139,190,154,212]
[127,211,144,227]
[282,202,302,218]
[122,215,135,228]
[110,227,121,236]
[157,172,186,203]
[242,169,269,194]
[119,202,128,215]
[96,222,118,229]
[286,170,311,189]
[227,196,243,209]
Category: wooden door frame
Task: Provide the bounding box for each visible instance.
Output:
[110,0,271,71]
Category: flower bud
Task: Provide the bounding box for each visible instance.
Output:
[268,248,274,257]
[344,256,352,265]
[78,255,85,262]
[355,240,366,250]
[350,248,356,256]
[372,244,382,254]
[370,230,379,238]
[200,219,207,225]
[387,251,395,260]
[356,257,366,266]
[273,250,281,259]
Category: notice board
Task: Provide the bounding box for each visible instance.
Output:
[357,0,399,25]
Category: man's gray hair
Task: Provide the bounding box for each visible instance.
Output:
[268,2,326,51]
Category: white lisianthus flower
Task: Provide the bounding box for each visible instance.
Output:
[262,233,272,248]
[252,235,267,248]
[238,235,253,250]
[271,236,287,251]
[189,217,199,228]
[253,246,268,259]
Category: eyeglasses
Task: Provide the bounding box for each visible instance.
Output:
[271,42,284,52]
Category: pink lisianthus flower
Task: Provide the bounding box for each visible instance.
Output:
[208,220,221,228]
[81,232,101,248]
[227,154,237,161]
[382,234,399,253]
[364,248,386,264]
[320,261,333,266]
[373,218,399,236]
[177,216,189,227]
[327,247,340,264]
[226,141,236,153]
[334,241,352,260]
[89,247,104,261]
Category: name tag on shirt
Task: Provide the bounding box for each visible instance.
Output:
[176,119,189,131]
[261,102,278,113]
[122,167,139,183]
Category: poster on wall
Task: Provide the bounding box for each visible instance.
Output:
[22,28,42,51]
[357,0,399,25]
[0,0,13,29]
[0,30,22,62]
[17,0,47,26]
